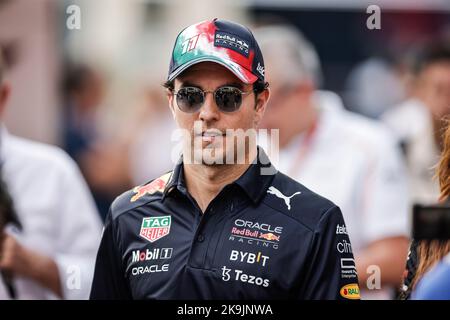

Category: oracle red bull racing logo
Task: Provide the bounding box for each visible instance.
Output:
[229,219,283,250]
[131,172,172,202]
[139,216,171,243]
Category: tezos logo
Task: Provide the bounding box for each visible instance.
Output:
[221,266,270,288]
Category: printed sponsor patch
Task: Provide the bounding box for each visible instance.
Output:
[221,266,270,288]
[214,31,249,57]
[139,216,171,243]
[340,283,360,299]
[131,172,172,202]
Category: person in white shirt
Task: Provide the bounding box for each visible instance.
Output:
[382,98,440,205]
[255,25,410,299]
[0,52,102,299]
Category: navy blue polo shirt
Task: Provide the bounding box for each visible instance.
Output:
[90,148,359,300]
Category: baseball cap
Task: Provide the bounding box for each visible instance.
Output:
[167,18,265,84]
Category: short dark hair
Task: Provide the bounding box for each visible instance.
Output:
[413,40,450,75]
[62,64,96,99]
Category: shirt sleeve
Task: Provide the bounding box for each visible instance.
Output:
[52,156,103,299]
[301,206,360,300]
[412,253,450,300]
[90,211,132,300]
[362,132,410,244]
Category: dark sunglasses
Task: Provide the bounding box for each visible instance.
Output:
[171,86,255,113]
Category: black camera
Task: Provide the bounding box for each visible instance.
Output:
[413,203,450,240]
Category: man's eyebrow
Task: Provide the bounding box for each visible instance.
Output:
[178,81,245,90]
[180,81,201,88]
[222,82,244,89]
[179,81,202,89]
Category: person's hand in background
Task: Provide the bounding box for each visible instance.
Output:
[0,232,62,298]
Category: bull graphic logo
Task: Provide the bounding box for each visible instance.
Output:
[130,172,172,202]
[259,232,280,242]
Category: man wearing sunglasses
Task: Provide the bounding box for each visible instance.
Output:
[90,18,359,300]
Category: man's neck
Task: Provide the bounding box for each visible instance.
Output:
[183,150,256,213]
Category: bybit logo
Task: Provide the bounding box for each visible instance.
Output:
[229,250,270,267]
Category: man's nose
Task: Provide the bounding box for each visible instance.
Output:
[199,92,220,123]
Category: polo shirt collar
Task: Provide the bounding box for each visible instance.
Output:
[163,147,277,204]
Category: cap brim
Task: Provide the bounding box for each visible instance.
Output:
[168,56,258,84]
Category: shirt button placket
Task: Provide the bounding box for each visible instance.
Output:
[197,234,205,243]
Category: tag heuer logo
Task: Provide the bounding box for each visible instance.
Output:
[140,216,171,243]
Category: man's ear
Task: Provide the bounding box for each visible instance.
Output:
[167,90,176,119]
[0,82,11,117]
[254,88,270,128]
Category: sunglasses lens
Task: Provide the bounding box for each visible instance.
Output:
[215,87,242,112]
[176,87,203,113]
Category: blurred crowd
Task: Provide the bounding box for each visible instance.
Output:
[0,0,450,300]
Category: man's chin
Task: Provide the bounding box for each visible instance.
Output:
[186,142,252,166]
[189,145,229,166]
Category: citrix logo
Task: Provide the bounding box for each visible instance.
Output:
[337,239,352,254]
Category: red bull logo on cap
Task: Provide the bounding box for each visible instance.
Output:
[131,172,172,202]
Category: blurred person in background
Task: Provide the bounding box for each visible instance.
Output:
[401,120,450,300]
[62,64,104,163]
[382,41,450,299]
[399,119,450,300]
[62,64,132,221]
[345,57,406,119]
[382,40,450,205]
[0,51,102,299]
[126,85,177,186]
[255,25,410,299]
